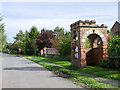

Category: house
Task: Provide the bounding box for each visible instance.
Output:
[111,21,120,36]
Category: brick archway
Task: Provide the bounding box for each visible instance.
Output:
[70,20,108,67]
[85,33,103,65]
[81,30,107,42]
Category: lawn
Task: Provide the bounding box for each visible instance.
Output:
[71,66,119,80]
[31,56,120,81]
[31,56,71,67]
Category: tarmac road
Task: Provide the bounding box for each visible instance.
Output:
[2,54,83,88]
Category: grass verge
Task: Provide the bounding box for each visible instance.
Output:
[31,56,71,67]
[31,56,120,81]
[27,58,119,89]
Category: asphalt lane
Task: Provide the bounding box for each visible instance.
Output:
[0,53,2,89]
[2,54,83,88]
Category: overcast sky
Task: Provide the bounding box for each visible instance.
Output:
[0,0,119,43]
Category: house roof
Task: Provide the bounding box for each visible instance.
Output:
[111,21,120,31]
[118,21,120,24]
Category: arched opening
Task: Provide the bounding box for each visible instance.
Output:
[86,34,103,65]
[72,31,79,60]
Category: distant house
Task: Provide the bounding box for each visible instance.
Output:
[111,21,120,36]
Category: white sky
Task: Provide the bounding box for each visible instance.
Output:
[0,1,119,43]
[0,0,119,2]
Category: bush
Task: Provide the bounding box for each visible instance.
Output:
[2,48,10,53]
[11,50,18,54]
[58,32,71,57]
[108,36,120,57]
[100,58,118,69]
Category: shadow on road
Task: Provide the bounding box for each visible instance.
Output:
[3,67,48,71]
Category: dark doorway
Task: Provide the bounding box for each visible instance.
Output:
[86,34,103,65]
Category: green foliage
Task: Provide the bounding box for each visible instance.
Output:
[53,27,71,57]
[24,26,39,55]
[10,26,39,55]
[2,48,10,53]
[0,14,6,52]
[14,30,25,41]
[54,26,64,36]
[107,30,112,34]
[100,58,119,70]
[57,32,71,56]
[10,40,23,54]
[29,26,39,39]
[86,38,90,48]
[71,65,120,80]
[108,36,120,57]
[100,36,120,70]
[11,26,39,55]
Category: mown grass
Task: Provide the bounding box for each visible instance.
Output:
[71,66,120,81]
[31,56,71,67]
[31,56,120,81]
[27,58,119,89]
[16,54,29,57]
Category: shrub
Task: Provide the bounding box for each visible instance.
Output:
[2,48,10,53]
[11,50,18,54]
[100,58,118,69]
[108,36,120,57]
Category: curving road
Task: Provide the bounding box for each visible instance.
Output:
[2,54,83,88]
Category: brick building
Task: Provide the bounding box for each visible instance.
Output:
[70,20,108,67]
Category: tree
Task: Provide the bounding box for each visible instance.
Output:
[52,26,65,48]
[29,26,39,39]
[54,26,64,37]
[36,29,55,51]
[108,36,120,57]
[10,30,25,54]
[0,14,6,52]
[100,36,120,69]
[24,26,39,55]
[57,32,71,57]
[53,26,71,57]
[14,30,25,41]
[2,42,12,53]
[10,41,23,54]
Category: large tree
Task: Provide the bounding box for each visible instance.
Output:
[53,26,71,57]
[54,26,64,37]
[52,26,65,48]
[36,28,55,50]
[29,26,39,39]
[10,40,23,54]
[10,30,25,54]
[57,32,71,57]
[0,14,6,52]
[14,30,25,41]
[24,26,39,55]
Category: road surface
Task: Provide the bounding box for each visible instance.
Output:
[2,54,83,88]
[0,53,2,89]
